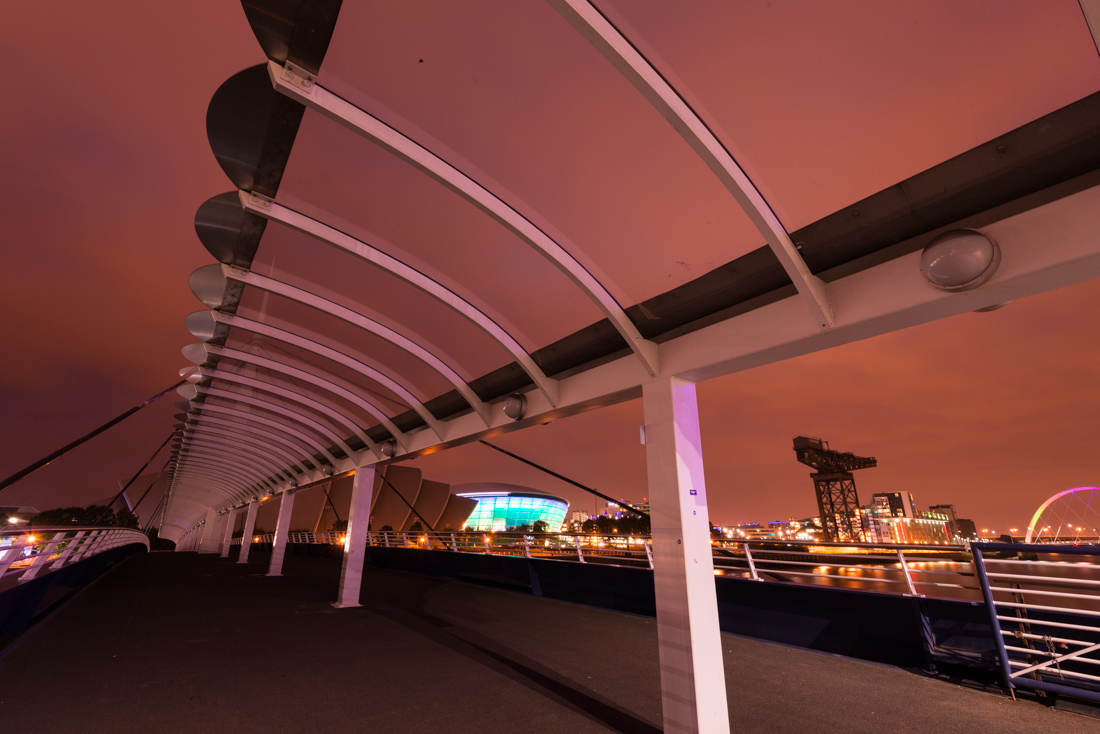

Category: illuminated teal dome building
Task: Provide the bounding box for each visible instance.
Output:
[454,483,569,532]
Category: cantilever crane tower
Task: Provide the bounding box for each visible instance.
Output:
[793,436,878,542]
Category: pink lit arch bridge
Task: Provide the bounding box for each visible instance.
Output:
[1025,487,1100,543]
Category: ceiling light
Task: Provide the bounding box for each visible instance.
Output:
[919,229,1000,292]
[502,393,527,421]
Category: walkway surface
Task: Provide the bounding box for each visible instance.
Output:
[0,551,1097,733]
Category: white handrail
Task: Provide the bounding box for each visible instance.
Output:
[0,526,150,583]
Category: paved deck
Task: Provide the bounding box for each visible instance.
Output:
[0,551,1097,733]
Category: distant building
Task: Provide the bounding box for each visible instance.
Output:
[956,518,978,539]
[571,510,589,524]
[601,500,648,520]
[870,492,916,518]
[457,489,569,532]
[929,504,960,536]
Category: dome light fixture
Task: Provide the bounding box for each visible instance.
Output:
[919,229,1000,292]
[380,440,397,458]
[502,393,527,421]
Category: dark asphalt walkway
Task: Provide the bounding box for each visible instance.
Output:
[0,551,1097,733]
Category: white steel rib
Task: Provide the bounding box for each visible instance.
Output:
[547,0,834,329]
[187,411,323,468]
[211,310,445,437]
[185,422,309,474]
[221,266,491,424]
[196,386,357,460]
[203,366,378,452]
[207,343,408,447]
[266,60,658,376]
[190,401,340,465]
[185,411,324,468]
[240,191,563,405]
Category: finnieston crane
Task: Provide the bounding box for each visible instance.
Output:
[793,436,877,542]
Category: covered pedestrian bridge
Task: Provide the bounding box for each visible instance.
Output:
[6,1,1100,732]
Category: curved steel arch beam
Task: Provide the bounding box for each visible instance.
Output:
[171,463,254,495]
[190,402,339,465]
[185,410,323,468]
[177,449,283,492]
[265,61,659,378]
[207,343,408,446]
[221,267,492,425]
[170,480,245,506]
[177,441,284,487]
[547,0,833,329]
[239,195,565,405]
[185,413,319,470]
[181,435,296,483]
[211,310,444,438]
[185,423,309,476]
[202,366,379,453]
[197,385,357,459]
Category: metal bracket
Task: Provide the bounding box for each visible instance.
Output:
[281,62,315,94]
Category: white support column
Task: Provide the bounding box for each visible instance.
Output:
[198,508,222,553]
[237,498,259,564]
[267,490,297,577]
[642,376,730,734]
[220,508,237,558]
[334,463,376,608]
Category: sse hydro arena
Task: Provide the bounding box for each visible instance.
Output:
[454,484,569,532]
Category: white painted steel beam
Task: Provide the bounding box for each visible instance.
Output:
[196,385,358,460]
[185,409,326,467]
[334,462,376,608]
[221,507,238,557]
[643,376,729,732]
[207,343,409,447]
[267,489,296,577]
[203,367,378,454]
[237,498,260,564]
[172,459,257,492]
[240,187,563,407]
[212,310,445,439]
[221,267,492,425]
[548,0,833,329]
[186,421,311,475]
[266,61,658,377]
[190,402,338,465]
[180,435,294,483]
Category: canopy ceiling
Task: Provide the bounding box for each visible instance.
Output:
[163,0,1100,539]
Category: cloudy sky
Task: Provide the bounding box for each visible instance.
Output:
[2,1,1098,536]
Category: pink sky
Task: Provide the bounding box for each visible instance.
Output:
[2,2,1099,537]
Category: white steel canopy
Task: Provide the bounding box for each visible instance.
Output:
[165,0,1100,536]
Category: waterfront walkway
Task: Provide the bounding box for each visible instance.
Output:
[0,552,1096,733]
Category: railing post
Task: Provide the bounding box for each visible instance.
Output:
[523,535,532,559]
[973,546,1016,695]
[402,532,410,549]
[744,543,759,581]
[267,488,297,577]
[577,538,586,564]
[645,538,654,570]
[20,532,68,582]
[485,536,492,556]
[897,549,921,596]
[334,462,377,609]
[383,531,390,547]
[450,532,458,552]
[50,531,87,570]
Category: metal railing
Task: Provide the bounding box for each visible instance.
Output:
[0,527,150,584]
[974,542,1100,702]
